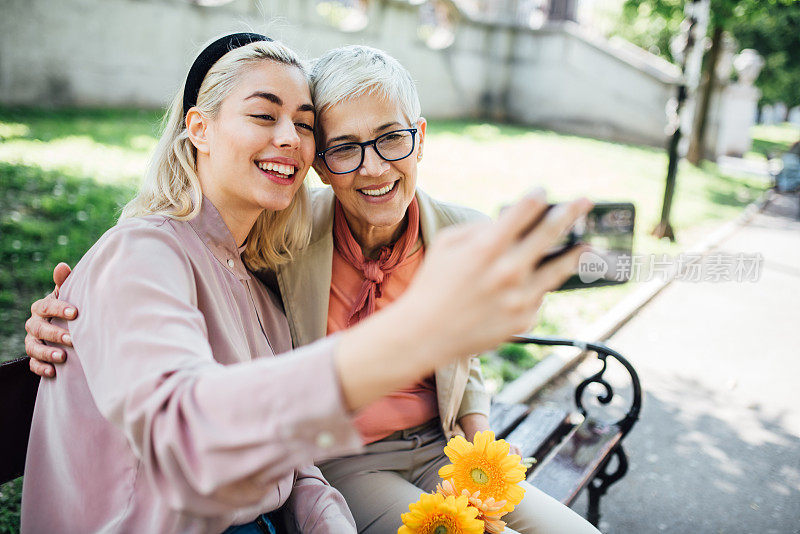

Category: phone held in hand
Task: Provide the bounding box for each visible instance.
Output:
[551,202,636,291]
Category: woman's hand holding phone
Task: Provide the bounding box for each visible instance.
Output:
[403,190,593,357]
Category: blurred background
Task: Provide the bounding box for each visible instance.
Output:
[1,0,799,532]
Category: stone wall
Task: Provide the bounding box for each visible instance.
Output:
[0,0,680,146]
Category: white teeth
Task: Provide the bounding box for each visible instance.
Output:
[257,161,295,176]
[361,182,396,197]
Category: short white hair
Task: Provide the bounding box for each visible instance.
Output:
[309,45,421,129]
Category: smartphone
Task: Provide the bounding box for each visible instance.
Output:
[549,202,636,291]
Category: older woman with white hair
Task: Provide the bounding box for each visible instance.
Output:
[276,45,602,534]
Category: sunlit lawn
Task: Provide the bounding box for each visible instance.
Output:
[748,122,800,158]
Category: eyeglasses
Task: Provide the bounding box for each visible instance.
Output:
[316,128,418,174]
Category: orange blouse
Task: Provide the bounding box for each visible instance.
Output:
[327,242,439,444]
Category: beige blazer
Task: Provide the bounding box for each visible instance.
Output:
[276,187,491,439]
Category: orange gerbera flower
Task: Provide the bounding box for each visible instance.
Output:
[438,430,526,515]
[398,493,483,534]
[436,478,508,533]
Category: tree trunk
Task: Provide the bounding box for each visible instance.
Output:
[687,25,724,165]
[653,85,686,241]
[653,0,708,241]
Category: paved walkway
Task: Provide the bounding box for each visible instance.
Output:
[539,193,800,533]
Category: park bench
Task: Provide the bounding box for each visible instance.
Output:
[490,335,641,527]
[1,335,641,529]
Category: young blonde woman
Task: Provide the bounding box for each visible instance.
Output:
[19,33,591,534]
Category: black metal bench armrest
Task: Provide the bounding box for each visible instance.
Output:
[509,335,642,437]
[0,357,41,485]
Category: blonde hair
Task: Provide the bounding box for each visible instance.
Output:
[309,45,421,137]
[121,38,311,272]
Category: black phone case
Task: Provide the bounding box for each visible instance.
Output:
[556,202,636,291]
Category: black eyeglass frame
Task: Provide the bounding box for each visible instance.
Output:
[316,128,419,175]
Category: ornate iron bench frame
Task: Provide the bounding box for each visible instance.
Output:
[490,334,642,527]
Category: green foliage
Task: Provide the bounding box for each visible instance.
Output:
[483,343,547,386]
[617,0,684,61]
[0,162,134,361]
[481,353,527,385]
[616,0,800,107]
[729,3,800,109]
[0,479,22,534]
[497,343,540,367]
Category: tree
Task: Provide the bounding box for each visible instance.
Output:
[611,0,799,240]
[618,0,799,163]
[730,2,800,111]
[648,0,707,241]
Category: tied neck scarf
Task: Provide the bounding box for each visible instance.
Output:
[333,197,420,326]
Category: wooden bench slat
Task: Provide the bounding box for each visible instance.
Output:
[527,418,622,506]
[489,402,530,439]
[504,405,571,461]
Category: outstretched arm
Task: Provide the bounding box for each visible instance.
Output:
[26,192,590,410]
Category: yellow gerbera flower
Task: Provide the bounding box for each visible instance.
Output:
[438,430,526,515]
[436,479,508,533]
[398,493,484,534]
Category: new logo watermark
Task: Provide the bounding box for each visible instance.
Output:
[577,251,610,283]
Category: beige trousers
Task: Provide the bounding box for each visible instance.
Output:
[318,420,601,534]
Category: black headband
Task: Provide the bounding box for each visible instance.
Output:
[182,32,272,117]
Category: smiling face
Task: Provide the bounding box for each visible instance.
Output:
[315,92,426,248]
[193,60,316,223]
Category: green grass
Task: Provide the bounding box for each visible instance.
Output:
[0,107,159,186]
[0,479,21,534]
[749,122,800,158]
[0,108,772,527]
[0,108,152,364]
[0,162,135,362]
[423,119,764,234]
